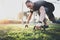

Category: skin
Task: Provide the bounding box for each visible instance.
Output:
[26,2,48,26]
[26,2,34,9]
[26,2,33,23]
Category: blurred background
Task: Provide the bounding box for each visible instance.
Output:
[0,0,60,24]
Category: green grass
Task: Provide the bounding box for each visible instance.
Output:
[0,24,60,40]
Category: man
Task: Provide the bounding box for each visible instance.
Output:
[25,0,60,29]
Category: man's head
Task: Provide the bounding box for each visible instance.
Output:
[25,0,34,9]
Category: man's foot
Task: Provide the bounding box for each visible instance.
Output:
[52,20,60,24]
[41,25,49,28]
[41,25,49,31]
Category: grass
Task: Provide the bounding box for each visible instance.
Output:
[0,24,60,40]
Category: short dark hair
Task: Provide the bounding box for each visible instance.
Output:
[25,0,32,4]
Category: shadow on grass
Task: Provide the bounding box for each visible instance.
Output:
[0,36,16,40]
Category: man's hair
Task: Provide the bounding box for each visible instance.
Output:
[25,0,32,4]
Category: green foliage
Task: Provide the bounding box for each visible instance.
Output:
[0,24,60,40]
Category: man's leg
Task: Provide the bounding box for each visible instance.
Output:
[45,7,60,24]
[38,6,49,30]
[39,6,46,22]
[39,6,49,26]
[34,6,46,30]
[43,18,49,28]
[46,12,60,24]
[34,6,49,30]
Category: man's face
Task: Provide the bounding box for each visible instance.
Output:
[26,2,33,9]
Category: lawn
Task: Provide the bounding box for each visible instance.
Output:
[0,24,60,40]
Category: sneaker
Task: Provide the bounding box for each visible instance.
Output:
[41,25,49,28]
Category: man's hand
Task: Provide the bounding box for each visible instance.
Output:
[26,20,29,24]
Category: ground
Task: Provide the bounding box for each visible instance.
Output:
[0,24,60,40]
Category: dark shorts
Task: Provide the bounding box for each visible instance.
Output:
[45,7,55,21]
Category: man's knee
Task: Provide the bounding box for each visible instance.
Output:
[39,6,46,13]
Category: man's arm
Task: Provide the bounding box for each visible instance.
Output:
[26,9,33,23]
[26,13,33,23]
